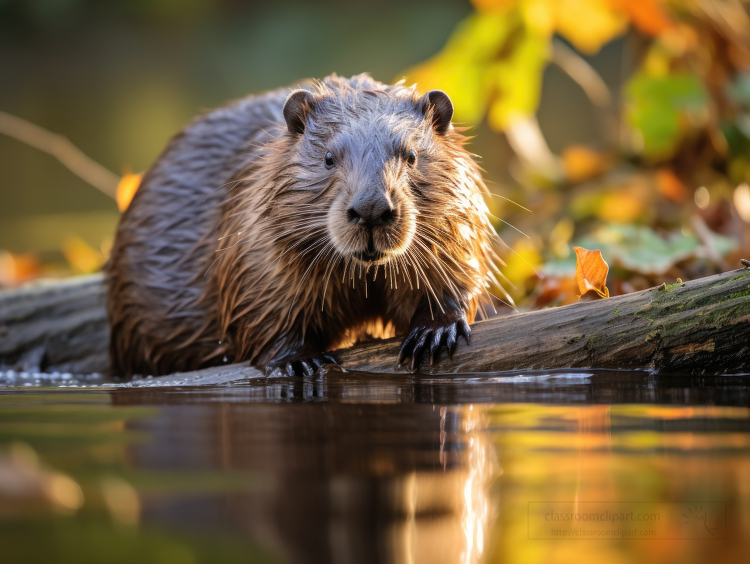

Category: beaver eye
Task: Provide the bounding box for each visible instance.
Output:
[325,151,334,168]
[406,149,417,166]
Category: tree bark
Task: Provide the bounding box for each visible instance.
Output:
[0,275,109,374]
[1,268,748,380]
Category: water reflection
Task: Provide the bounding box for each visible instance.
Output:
[1,371,749,563]
[114,389,495,564]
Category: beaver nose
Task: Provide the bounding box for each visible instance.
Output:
[347,191,395,227]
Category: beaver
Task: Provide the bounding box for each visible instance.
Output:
[106,73,504,377]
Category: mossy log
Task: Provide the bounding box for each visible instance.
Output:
[0,268,748,381]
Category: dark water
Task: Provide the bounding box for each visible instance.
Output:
[1,369,749,564]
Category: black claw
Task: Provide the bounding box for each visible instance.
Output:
[458,318,471,345]
[410,329,432,371]
[269,350,337,377]
[300,361,314,378]
[409,353,418,372]
[398,327,420,365]
[429,327,444,365]
[445,323,458,358]
[400,307,474,371]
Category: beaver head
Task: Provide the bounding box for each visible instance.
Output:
[279,80,458,269]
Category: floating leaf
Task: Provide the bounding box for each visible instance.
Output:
[574,246,610,298]
[116,173,142,212]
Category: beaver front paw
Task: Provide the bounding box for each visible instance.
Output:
[398,310,471,372]
[266,352,337,378]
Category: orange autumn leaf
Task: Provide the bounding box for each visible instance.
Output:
[574,246,610,298]
[597,187,646,223]
[608,0,672,37]
[116,172,142,212]
[656,167,689,203]
[0,250,41,286]
[562,145,612,183]
[469,0,514,12]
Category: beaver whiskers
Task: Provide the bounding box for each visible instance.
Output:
[107,73,509,377]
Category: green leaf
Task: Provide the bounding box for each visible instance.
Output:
[625,74,708,159]
[403,12,515,124]
[726,72,750,108]
[543,224,737,277]
[486,23,549,130]
[402,11,550,129]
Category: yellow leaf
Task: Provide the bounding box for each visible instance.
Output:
[402,14,513,124]
[503,238,542,296]
[561,145,612,183]
[574,246,610,298]
[62,236,105,274]
[521,0,556,36]
[402,11,548,128]
[486,22,550,130]
[116,173,142,212]
[555,0,628,54]
[597,184,648,223]
[549,217,575,258]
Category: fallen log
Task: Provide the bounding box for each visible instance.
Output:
[0,275,109,374]
[0,268,748,379]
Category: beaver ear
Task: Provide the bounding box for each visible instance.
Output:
[421,90,453,135]
[283,89,316,135]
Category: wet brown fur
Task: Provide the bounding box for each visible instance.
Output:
[106,74,503,376]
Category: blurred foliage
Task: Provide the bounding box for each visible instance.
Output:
[0,0,471,286]
[2,0,750,314]
[404,0,666,132]
[116,172,142,212]
[403,0,750,309]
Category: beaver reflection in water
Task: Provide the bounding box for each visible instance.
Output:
[106,74,504,377]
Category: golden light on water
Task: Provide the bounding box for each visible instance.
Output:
[100,476,141,526]
[2,442,84,513]
[461,406,494,564]
[45,474,84,511]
